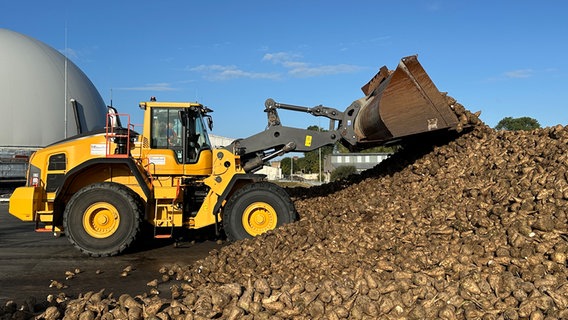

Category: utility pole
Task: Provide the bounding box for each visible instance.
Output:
[318,124,322,182]
[290,157,293,180]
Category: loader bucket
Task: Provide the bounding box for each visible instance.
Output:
[353,55,460,145]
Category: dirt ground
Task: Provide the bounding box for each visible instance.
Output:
[0,202,223,306]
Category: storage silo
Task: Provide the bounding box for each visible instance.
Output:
[0,29,108,179]
[0,28,107,147]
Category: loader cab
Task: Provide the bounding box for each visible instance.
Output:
[140,101,213,175]
[150,108,184,159]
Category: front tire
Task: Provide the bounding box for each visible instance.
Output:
[223,182,297,241]
[63,182,143,257]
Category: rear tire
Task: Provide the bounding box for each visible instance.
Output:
[63,182,143,257]
[223,182,297,241]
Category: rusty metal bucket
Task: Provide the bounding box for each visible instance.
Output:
[353,55,460,145]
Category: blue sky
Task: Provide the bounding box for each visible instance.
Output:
[3,1,568,138]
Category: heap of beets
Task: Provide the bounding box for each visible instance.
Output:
[5,118,568,319]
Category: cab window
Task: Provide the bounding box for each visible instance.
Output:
[151,108,181,149]
[183,110,212,163]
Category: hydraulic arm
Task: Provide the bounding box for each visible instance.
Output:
[228,55,473,173]
[227,98,352,173]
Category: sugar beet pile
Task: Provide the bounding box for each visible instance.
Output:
[6,119,568,319]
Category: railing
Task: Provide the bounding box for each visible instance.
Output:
[105,113,134,158]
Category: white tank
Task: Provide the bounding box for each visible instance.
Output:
[0,29,107,148]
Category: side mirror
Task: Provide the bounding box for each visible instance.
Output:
[206,116,213,131]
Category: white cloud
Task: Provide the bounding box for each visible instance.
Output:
[288,64,363,78]
[189,52,363,81]
[115,83,176,91]
[425,1,442,12]
[504,69,533,79]
[486,68,547,82]
[60,47,79,60]
[190,64,280,81]
[263,51,363,77]
[262,52,303,67]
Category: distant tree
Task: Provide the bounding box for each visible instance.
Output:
[280,126,332,177]
[281,157,292,176]
[330,166,357,181]
[295,126,334,174]
[495,116,541,131]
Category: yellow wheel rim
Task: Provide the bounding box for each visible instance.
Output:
[83,202,120,239]
[242,202,277,236]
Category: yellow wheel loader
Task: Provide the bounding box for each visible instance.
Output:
[8,55,474,256]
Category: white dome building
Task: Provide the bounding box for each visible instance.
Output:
[0,28,107,148]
